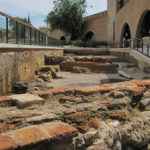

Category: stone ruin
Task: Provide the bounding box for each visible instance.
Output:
[0,48,150,150]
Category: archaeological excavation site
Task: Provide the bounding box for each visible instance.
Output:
[0,47,149,150]
[0,0,150,149]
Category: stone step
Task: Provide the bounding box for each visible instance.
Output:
[64,48,130,57]
[0,121,78,150]
[64,48,110,56]
[72,55,130,63]
[61,61,118,73]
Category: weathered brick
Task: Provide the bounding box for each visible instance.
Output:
[88,117,101,129]
[0,96,12,103]
[66,112,90,123]
[40,122,78,140]
[36,86,74,96]
[1,122,78,149]
[98,84,114,93]
[0,135,17,150]
[8,126,48,147]
[76,86,100,95]
[109,111,128,120]
[139,80,150,87]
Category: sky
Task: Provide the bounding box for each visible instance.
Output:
[0,0,107,27]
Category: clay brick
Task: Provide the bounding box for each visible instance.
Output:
[1,122,78,149]
[37,87,74,96]
[0,96,11,103]
[140,80,150,87]
[119,85,145,96]
[40,122,78,140]
[109,111,128,120]
[66,112,90,123]
[8,126,48,147]
[98,85,114,93]
[88,117,101,129]
[0,135,17,150]
[76,86,100,95]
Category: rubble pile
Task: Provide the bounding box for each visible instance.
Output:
[0,80,149,150]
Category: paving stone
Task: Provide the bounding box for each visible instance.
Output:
[10,94,45,108]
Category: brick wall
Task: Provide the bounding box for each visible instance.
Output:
[85,11,108,42]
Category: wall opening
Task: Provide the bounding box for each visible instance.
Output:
[120,23,131,47]
[60,36,66,41]
[136,10,150,38]
[82,31,95,42]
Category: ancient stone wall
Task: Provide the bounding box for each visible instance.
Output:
[0,47,63,95]
[85,11,108,42]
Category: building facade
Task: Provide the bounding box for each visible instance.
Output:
[85,0,150,46]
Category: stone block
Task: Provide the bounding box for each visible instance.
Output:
[1,122,78,149]
[10,94,44,108]
[40,122,78,140]
[8,126,48,147]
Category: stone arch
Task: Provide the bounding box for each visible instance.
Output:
[136,10,150,38]
[120,23,131,47]
[83,31,95,42]
[60,36,66,41]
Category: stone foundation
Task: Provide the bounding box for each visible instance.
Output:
[0,45,63,95]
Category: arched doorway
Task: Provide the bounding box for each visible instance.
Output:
[120,23,131,47]
[136,10,150,38]
[82,31,95,42]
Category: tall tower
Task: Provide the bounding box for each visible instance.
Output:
[107,0,118,45]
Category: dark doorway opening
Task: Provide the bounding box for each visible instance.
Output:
[82,31,94,42]
[120,23,131,47]
[136,10,150,38]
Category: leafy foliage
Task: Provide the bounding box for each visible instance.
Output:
[47,0,86,40]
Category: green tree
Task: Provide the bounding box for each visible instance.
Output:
[47,0,86,40]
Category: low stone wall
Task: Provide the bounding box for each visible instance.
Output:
[130,49,150,70]
[0,45,63,95]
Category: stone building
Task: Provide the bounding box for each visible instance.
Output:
[85,0,150,46]
[47,0,150,46]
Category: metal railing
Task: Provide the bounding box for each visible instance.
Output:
[0,11,48,46]
[122,38,150,57]
[133,38,150,57]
